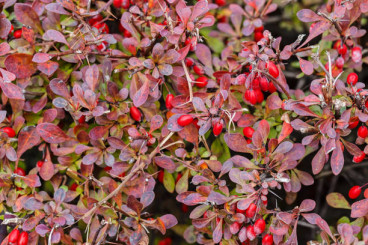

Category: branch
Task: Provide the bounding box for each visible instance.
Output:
[316,162,368,179]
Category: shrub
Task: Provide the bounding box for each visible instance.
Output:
[0,0,368,244]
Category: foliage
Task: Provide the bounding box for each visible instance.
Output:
[0,0,368,244]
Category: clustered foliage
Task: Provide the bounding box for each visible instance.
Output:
[1,0,368,244]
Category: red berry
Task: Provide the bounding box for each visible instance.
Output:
[348,117,359,129]
[178,115,194,127]
[195,76,208,88]
[244,90,257,105]
[347,72,358,85]
[88,15,103,26]
[364,188,368,199]
[158,237,172,245]
[353,151,365,163]
[230,222,241,234]
[335,57,344,69]
[78,115,86,124]
[262,234,274,245]
[185,58,194,67]
[70,183,78,191]
[8,229,20,243]
[18,232,28,245]
[245,203,257,218]
[337,43,347,55]
[9,24,14,35]
[181,203,188,213]
[268,82,277,93]
[267,61,279,78]
[2,127,16,137]
[215,0,226,6]
[259,77,269,92]
[254,26,264,32]
[13,29,22,39]
[246,225,256,241]
[96,41,107,51]
[243,127,255,138]
[254,218,266,235]
[37,160,44,168]
[122,0,130,9]
[130,106,142,122]
[254,31,263,42]
[165,94,174,110]
[14,167,26,176]
[158,170,164,183]
[192,119,200,129]
[193,65,204,75]
[351,47,362,63]
[124,29,132,37]
[176,173,182,183]
[358,126,368,138]
[213,121,223,137]
[236,203,246,214]
[309,23,316,32]
[113,0,122,8]
[255,89,264,103]
[93,22,109,34]
[348,186,361,199]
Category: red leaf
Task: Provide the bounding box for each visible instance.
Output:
[32,53,51,63]
[5,54,37,79]
[330,140,344,175]
[299,58,314,75]
[85,64,100,91]
[37,123,70,144]
[37,61,59,76]
[224,133,249,153]
[297,9,324,22]
[154,156,176,171]
[17,126,41,160]
[44,29,69,46]
[150,115,163,133]
[133,79,149,107]
[351,199,368,218]
[0,81,25,100]
[278,122,293,143]
[0,42,10,56]
[14,3,42,33]
[312,147,326,175]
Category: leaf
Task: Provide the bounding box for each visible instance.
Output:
[32,53,51,63]
[312,147,326,175]
[150,115,163,133]
[154,156,176,171]
[207,191,229,205]
[17,126,41,160]
[331,141,344,175]
[23,213,45,231]
[176,170,189,194]
[224,133,249,153]
[213,219,223,243]
[85,64,100,91]
[40,148,55,181]
[326,193,351,209]
[89,126,109,140]
[299,199,316,212]
[0,81,25,100]
[44,30,69,46]
[24,197,44,210]
[45,3,71,15]
[163,170,175,193]
[195,44,212,70]
[316,217,335,241]
[0,42,10,56]
[299,20,331,48]
[351,199,368,218]
[37,123,69,144]
[159,214,178,230]
[141,191,155,208]
[297,9,324,22]
[14,3,42,33]
[278,122,293,143]
[299,58,314,75]
[4,54,37,79]
[37,61,59,76]
[133,80,149,107]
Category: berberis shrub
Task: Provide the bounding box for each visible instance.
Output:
[1,0,368,244]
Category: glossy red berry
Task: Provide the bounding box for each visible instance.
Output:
[122,0,130,9]
[262,234,274,245]
[245,203,257,218]
[93,22,109,34]
[9,24,14,34]
[113,0,122,8]
[244,89,257,105]
[337,43,347,55]
[254,218,266,235]
[158,170,164,183]
[193,65,204,75]
[158,237,172,245]
[353,151,365,163]
[243,127,255,138]
[254,26,264,32]
[14,167,26,176]
[267,61,279,78]
[348,186,361,199]
[176,173,182,184]
[78,115,86,124]
[213,121,223,137]
[268,81,277,93]
[195,76,208,88]
[18,232,28,245]
[358,126,368,138]
[8,229,20,243]
[185,58,194,67]
[130,106,142,122]
[37,160,44,168]
[178,115,194,127]
[123,29,132,37]
[254,31,263,42]
[2,127,16,137]
[88,15,103,26]
[364,188,368,199]
[96,41,108,51]
[259,77,269,92]
[13,29,22,39]
[181,203,188,213]
[351,47,362,63]
[246,225,256,241]
[165,94,174,109]
[335,57,344,69]
[255,89,264,103]
[215,0,226,6]
[230,222,241,234]
[347,72,358,85]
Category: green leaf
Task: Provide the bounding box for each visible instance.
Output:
[211,137,231,163]
[163,170,175,193]
[175,170,189,194]
[326,192,351,209]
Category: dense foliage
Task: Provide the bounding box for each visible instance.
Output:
[1,0,368,244]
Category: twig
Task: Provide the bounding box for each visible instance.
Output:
[316,162,368,179]
[48,226,55,245]
[258,71,291,99]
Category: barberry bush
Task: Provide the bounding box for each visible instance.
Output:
[1,0,368,244]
